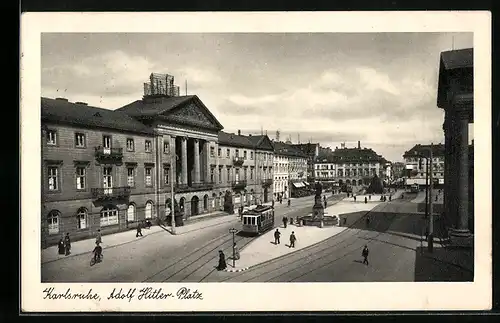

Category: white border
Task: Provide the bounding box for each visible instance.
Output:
[21,11,492,312]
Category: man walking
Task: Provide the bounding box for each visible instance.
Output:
[289,231,297,248]
[274,229,281,245]
[136,221,143,237]
[283,216,288,228]
[362,245,369,265]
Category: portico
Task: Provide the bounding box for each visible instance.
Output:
[437,48,474,247]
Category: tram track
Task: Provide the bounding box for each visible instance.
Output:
[220,202,400,282]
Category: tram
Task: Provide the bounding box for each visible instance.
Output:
[241,205,275,235]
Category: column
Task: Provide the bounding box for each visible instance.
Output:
[181,137,188,185]
[206,141,212,183]
[442,114,450,227]
[455,114,470,232]
[194,139,201,183]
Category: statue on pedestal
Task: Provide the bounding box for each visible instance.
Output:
[312,182,325,219]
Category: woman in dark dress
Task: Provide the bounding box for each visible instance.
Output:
[64,233,71,256]
[217,250,227,270]
[57,237,65,255]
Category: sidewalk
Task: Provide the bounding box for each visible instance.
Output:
[42,213,238,264]
[225,200,381,272]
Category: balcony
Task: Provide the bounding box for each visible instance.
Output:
[175,181,215,193]
[91,186,131,201]
[232,180,247,190]
[95,146,123,164]
[233,157,244,167]
[261,179,273,187]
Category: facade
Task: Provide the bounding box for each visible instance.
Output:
[290,143,319,182]
[403,144,445,186]
[314,141,388,188]
[272,141,308,199]
[41,73,275,247]
[391,162,406,180]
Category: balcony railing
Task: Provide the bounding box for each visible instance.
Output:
[95,146,123,161]
[232,180,247,190]
[175,181,215,193]
[233,157,244,167]
[91,186,131,201]
[261,179,273,187]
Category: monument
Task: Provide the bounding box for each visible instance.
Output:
[366,174,385,194]
[300,182,338,227]
[312,181,325,219]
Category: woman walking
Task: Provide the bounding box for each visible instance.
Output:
[217,250,227,271]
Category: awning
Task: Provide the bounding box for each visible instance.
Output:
[303,182,309,186]
[292,182,305,188]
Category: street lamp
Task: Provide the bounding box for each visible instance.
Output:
[417,145,434,253]
[229,228,238,268]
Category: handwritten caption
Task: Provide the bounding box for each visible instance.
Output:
[42,287,203,302]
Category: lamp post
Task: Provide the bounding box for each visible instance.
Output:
[170,147,177,234]
[229,228,238,268]
[418,146,434,253]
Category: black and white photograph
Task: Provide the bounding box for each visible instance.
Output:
[21,12,491,312]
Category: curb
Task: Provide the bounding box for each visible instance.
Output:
[225,267,249,273]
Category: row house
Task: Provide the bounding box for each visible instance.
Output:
[290,142,319,182]
[41,97,157,247]
[272,141,309,199]
[403,144,445,186]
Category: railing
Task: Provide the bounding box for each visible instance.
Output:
[175,181,215,192]
[261,179,273,187]
[91,186,131,200]
[233,157,244,167]
[232,180,247,189]
[95,146,123,159]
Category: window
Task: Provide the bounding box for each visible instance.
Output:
[226,149,230,158]
[164,166,170,185]
[235,168,240,182]
[127,167,135,187]
[46,130,57,145]
[227,167,231,182]
[47,210,60,234]
[103,167,113,194]
[75,133,85,148]
[77,208,87,229]
[47,166,59,191]
[244,151,247,159]
[250,167,254,180]
[145,167,153,186]
[127,204,135,222]
[235,149,239,157]
[145,140,152,152]
[210,167,215,182]
[244,167,248,180]
[103,135,111,149]
[250,151,254,160]
[126,138,134,151]
[218,148,221,157]
[145,202,153,219]
[163,142,170,154]
[76,167,86,190]
[210,146,215,157]
[100,207,118,226]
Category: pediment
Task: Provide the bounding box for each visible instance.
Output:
[162,98,223,130]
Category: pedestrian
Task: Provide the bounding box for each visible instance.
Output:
[389,195,392,201]
[272,199,275,208]
[289,231,297,248]
[296,217,301,227]
[289,217,294,225]
[233,243,240,260]
[283,216,288,228]
[64,233,71,256]
[323,195,326,202]
[362,245,369,265]
[57,237,65,255]
[93,242,103,263]
[366,216,370,227]
[288,199,291,207]
[274,229,281,245]
[95,229,102,245]
[217,250,227,270]
[364,196,367,204]
[136,221,143,237]
[324,200,327,208]
[343,217,347,225]
[353,195,357,202]
[369,195,371,200]
[347,192,350,198]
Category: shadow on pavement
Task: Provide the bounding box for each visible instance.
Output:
[414,246,473,282]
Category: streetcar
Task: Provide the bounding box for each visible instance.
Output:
[241,205,275,235]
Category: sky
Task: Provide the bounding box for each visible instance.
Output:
[41,32,473,162]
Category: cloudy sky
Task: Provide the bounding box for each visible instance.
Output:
[41,32,473,162]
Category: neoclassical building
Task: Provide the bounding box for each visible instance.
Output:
[40,73,274,247]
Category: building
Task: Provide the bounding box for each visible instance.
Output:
[391,162,406,180]
[437,48,474,244]
[403,144,445,187]
[290,143,320,182]
[272,141,308,199]
[41,73,274,247]
[313,141,388,188]
[41,97,157,247]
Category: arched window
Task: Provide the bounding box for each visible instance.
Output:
[100,206,118,227]
[145,201,153,219]
[47,210,60,235]
[179,197,185,211]
[77,207,87,229]
[203,195,209,211]
[211,193,216,209]
[127,204,136,222]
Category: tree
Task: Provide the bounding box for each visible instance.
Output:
[366,174,384,194]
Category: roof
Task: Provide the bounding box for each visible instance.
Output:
[273,141,308,158]
[330,147,386,163]
[290,143,319,157]
[440,48,473,70]
[41,97,153,135]
[218,132,274,151]
[116,95,224,130]
[403,144,445,158]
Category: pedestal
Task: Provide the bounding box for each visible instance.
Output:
[449,229,473,248]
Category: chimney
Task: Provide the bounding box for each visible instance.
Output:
[358,141,361,149]
[238,130,241,136]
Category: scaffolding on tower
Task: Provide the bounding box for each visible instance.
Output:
[143,73,180,98]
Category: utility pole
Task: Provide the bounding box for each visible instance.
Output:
[425,157,429,218]
[170,142,176,234]
[229,228,238,268]
[428,144,434,253]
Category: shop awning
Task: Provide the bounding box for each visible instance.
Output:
[292,182,305,188]
[303,182,309,186]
